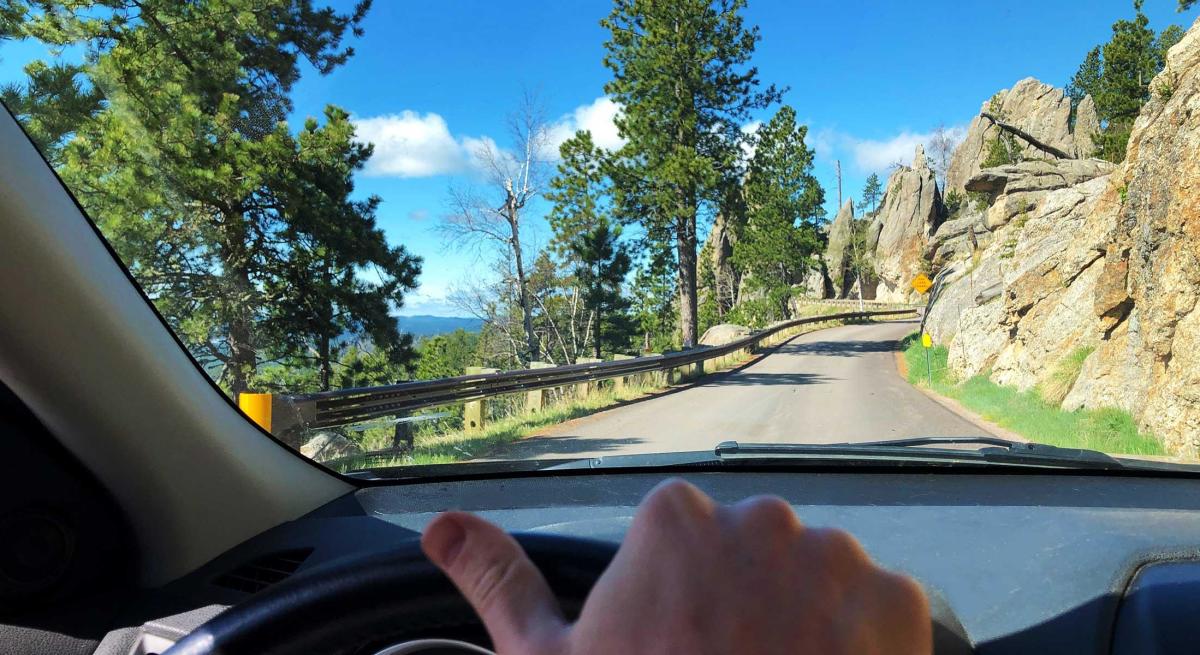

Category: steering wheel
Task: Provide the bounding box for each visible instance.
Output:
[164,532,973,655]
[163,533,616,655]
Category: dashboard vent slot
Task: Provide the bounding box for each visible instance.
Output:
[212,548,312,594]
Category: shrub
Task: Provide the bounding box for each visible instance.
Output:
[1039,346,1095,406]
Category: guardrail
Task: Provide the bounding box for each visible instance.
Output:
[245,308,917,448]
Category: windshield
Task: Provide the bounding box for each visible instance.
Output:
[4,0,1199,477]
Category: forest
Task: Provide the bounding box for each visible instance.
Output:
[0,0,1186,399]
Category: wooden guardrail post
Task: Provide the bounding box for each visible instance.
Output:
[575,357,602,398]
[644,353,663,387]
[611,354,634,391]
[392,411,413,452]
[525,361,553,413]
[463,366,498,432]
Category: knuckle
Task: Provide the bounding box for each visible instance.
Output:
[467,553,522,616]
[884,571,930,614]
[738,495,798,531]
[813,527,868,563]
[647,478,713,519]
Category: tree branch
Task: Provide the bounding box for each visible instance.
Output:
[980,112,1076,160]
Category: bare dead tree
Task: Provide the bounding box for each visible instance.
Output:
[928,124,956,189]
[439,92,552,364]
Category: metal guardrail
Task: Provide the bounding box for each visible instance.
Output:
[277,308,917,432]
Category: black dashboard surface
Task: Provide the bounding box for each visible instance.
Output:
[105,470,1200,654]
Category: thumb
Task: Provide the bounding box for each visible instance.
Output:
[422,512,567,653]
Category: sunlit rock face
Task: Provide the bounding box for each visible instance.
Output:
[928,18,1200,457]
[944,77,1097,196]
[871,144,944,303]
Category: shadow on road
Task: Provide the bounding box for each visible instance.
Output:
[783,338,903,357]
[494,436,649,460]
[703,372,833,387]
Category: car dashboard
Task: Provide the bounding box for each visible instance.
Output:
[95,469,1200,654]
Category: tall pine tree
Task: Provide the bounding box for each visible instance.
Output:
[601,0,780,348]
[9,1,422,395]
[730,106,824,317]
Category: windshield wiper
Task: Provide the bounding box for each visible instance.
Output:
[714,438,1125,469]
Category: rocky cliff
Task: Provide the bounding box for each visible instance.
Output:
[871,144,944,303]
[927,18,1200,456]
[824,200,856,297]
[944,78,1099,196]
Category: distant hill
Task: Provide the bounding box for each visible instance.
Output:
[397,315,483,338]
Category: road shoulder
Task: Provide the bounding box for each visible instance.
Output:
[891,351,1025,442]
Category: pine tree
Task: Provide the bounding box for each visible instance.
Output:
[546,130,611,256]
[861,173,883,214]
[1070,1,1183,162]
[572,220,634,359]
[546,130,633,359]
[264,107,421,391]
[8,1,425,395]
[729,105,824,317]
[601,0,780,348]
[1067,47,1102,116]
[1,61,103,164]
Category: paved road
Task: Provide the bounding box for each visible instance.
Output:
[499,319,990,460]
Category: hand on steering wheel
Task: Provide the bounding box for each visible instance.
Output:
[424,478,931,655]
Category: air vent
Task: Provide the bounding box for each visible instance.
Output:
[212,548,312,594]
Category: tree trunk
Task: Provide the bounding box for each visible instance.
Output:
[222,222,257,396]
[593,305,603,360]
[227,306,255,395]
[318,332,333,392]
[509,212,539,363]
[677,202,698,348]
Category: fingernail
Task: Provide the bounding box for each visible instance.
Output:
[424,514,468,568]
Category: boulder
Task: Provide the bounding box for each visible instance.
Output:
[944,77,1100,196]
[699,323,752,346]
[300,432,363,462]
[871,144,944,302]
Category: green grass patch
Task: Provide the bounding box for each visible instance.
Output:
[900,334,1164,456]
[1038,346,1094,406]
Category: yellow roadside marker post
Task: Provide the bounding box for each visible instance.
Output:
[238,392,273,432]
[921,332,933,386]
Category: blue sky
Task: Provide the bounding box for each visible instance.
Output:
[4,1,1197,315]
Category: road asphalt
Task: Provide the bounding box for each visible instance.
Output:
[497,318,991,461]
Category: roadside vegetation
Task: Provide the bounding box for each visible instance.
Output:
[900,334,1164,456]
[329,380,671,471]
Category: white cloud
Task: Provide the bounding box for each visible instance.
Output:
[355,97,626,178]
[844,125,967,172]
[354,111,475,178]
[546,96,625,156]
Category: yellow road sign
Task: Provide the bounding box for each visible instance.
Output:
[921,333,933,348]
[911,273,933,294]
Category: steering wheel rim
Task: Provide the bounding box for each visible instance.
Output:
[163,533,618,655]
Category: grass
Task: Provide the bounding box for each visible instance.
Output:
[900,334,1165,457]
[1038,346,1094,406]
